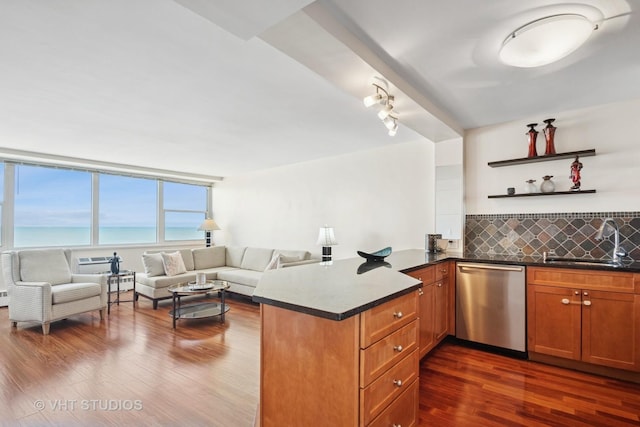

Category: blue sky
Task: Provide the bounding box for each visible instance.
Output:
[13,165,206,227]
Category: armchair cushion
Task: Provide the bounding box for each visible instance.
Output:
[19,249,72,285]
[52,282,102,304]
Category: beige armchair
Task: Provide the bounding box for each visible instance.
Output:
[1,248,107,335]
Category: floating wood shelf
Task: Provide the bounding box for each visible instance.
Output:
[488,149,596,167]
[488,189,596,199]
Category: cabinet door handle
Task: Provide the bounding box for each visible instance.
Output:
[437,283,442,287]
[393,379,403,387]
[561,298,570,305]
[393,424,402,427]
[583,291,589,296]
[418,289,424,296]
[583,300,592,306]
[393,311,403,319]
[393,345,403,352]
[574,291,580,295]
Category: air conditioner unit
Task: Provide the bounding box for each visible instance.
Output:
[75,256,121,274]
[75,255,133,292]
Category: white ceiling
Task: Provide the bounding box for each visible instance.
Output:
[0,0,638,180]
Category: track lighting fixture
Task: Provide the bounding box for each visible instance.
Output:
[363,79,399,136]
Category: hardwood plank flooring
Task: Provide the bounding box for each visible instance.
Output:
[1,293,640,426]
[419,341,640,426]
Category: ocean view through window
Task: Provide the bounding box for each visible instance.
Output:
[14,165,91,247]
[7,162,210,248]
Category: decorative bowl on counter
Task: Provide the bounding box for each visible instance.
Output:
[357,247,392,262]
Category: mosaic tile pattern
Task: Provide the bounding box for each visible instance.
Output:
[465,212,640,260]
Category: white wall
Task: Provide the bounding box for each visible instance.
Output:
[465,98,640,214]
[213,139,436,260]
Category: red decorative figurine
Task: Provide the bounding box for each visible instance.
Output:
[526,123,538,157]
[543,118,557,155]
[570,155,583,191]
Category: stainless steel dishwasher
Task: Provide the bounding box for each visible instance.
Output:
[456,262,526,352]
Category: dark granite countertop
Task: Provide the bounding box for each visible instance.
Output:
[253,249,640,321]
[252,256,422,321]
[397,251,640,273]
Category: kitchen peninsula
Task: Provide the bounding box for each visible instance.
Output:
[253,253,430,427]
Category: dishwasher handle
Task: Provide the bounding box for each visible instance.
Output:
[457,263,524,273]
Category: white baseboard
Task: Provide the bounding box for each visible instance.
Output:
[0,291,8,308]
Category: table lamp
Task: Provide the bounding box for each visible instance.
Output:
[316,226,337,262]
[198,218,220,247]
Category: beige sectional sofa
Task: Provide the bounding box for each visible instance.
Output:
[135,246,317,309]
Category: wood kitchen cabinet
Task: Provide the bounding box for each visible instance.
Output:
[405,261,452,359]
[259,291,419,426]
[434,262,450,342]
[527,267,640,373]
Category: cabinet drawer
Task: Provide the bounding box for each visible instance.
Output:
[405,265,435,285]
[360,320,418,387]
[528,267,635,293]
[367,378,418,427]
[360,291,418,348]
[435,262,449,281]
[360,349,418,425]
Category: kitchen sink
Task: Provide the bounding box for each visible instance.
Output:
[544,257,621,267]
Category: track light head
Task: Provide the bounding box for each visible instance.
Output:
[377,96,394,119]
[363,84,388,108]
[382,115,396,130]
[363,93,383,107]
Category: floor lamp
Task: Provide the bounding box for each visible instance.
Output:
[198,218,220,247]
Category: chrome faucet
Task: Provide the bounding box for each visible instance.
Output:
[594,217,627,263]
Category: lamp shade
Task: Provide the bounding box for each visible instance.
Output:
[316,226,337,246]
[499,14,595,68]
[198,218,220,231]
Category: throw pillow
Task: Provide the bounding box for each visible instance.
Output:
[142,253,165,277]
[161,251,187,277]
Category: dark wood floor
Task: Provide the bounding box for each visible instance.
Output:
[1,293,639,426]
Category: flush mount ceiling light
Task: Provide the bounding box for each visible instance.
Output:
[499,14,597,68]
[363,79,399,136]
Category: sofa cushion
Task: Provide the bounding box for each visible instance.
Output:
[192,246,226,270]
[142,253,165,277]
[161,251,187,277]
[52,282,102,304]
[19,249,72,285]
[265,253,302,270]
[137,271,198,289]
[177,248,195,271]
[226,247,246,268]
[217,269,263,288]
[241,248,275,272]
[275,249,309,261]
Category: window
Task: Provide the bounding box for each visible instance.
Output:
[163,182,207,241]
[0,162,4,245]
[4,162,209,248]
[14,165,92,247]
[99,174,157,245]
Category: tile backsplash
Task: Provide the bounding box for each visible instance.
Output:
[465,212,640,260]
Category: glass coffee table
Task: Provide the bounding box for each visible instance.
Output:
[167,280,230,329]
